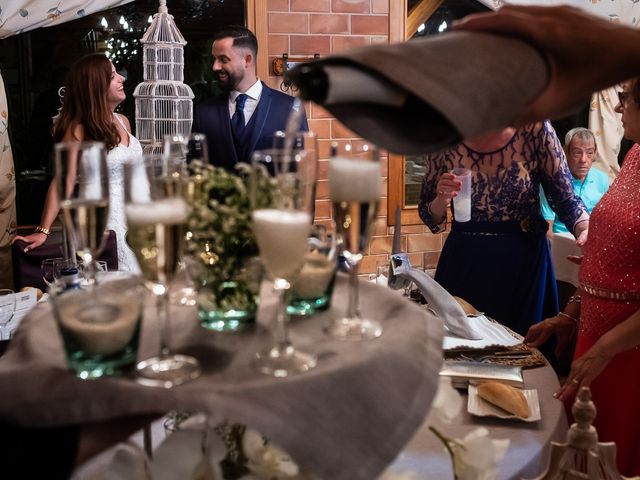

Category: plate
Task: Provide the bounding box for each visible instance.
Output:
[467,384,541,422]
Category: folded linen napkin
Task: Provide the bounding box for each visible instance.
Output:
[289,31,548,154]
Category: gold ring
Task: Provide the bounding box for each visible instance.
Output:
[571,378,579,385]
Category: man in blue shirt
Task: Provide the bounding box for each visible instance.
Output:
[541,127,610,235]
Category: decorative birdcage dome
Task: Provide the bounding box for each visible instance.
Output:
[134,0,194,154]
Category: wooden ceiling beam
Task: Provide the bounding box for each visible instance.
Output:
[406,0,444,39]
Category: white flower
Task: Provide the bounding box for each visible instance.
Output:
[431,376,463,423]
[449,427,510,480]
[241,428,300,479]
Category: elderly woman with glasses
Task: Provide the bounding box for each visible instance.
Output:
[525,79,640,476]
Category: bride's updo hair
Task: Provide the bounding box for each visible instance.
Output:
[53,53,120,151]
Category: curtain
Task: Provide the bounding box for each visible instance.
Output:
[589,87,623,182]
[477,0,640,25]
[0,0,133,39]
[0,71,16,288]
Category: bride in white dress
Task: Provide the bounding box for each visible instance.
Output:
[14,53,142,272]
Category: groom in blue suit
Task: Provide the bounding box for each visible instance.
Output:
[192,26,308,171]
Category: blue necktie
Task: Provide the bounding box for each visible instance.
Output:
[231,93,248,139]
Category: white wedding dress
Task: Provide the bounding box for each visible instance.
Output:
[107,115,143,272]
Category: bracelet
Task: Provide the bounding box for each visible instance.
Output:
[35,226,51,236]
[559,311,579,326]
[567,295,582,305]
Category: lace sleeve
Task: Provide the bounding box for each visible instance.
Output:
[537,121,587,232]
[418,152,447,233]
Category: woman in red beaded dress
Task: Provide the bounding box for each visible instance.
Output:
[525,78,640,476]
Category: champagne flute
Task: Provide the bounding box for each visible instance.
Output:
[163,134,209,306]
[54,141,108,286]
[251,148,317,377]
[124,155,201,388]
[325,141,383,340]
[0,290,15,341]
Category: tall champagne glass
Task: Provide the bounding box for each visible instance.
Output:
[124,155,201,388]
[163,134,209,306]
[251,148,317,377]
[55,142,108,286]
[326,142,382,340]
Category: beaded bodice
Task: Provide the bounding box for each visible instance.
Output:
[579,144,640,340]
[418,121,585,233]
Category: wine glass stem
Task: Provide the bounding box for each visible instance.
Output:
[347,261,361,319]
[85,258,97,286]
[155,288,171,357]
[273,279,292,353]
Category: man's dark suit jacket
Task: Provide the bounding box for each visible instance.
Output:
[192,82,309,170]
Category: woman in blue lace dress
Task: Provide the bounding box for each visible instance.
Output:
[419,121,589,335]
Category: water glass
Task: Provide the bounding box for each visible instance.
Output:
[288,226,337,316]
[50,278,144,379]
[451,167,471,222]
[42,258,63,287]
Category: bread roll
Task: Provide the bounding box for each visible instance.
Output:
[20,286,43,301]
[477,382,529,418]
[453,296,480,316]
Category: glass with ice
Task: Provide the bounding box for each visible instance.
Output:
[451,167,471,222]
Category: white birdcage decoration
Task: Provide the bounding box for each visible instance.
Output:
[134,0,194,154]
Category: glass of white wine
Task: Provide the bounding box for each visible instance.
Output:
[163,133,209,307]
[325,141,383,340]
[251,148,317,377]
[124,154,201,388]
[54,141,108,286]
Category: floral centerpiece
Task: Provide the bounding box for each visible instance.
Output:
[185,161,275,332]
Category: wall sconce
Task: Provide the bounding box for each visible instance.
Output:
[273,53,320,93]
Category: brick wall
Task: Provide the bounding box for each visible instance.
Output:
[263,0,444,275]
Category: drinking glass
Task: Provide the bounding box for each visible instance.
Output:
[288,225,337,316]
[251,148,317,377]
[451,167,471,222]
[163,133,209,307]
[325,141,383,340]
[50,278,145,378]
[42,257,63,287]
[0,290,15,341]
[124,155,201,388]
[54,141,109,286]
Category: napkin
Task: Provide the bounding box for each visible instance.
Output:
[550,232,581,287]
[289,31,548,154]
[389,253,482,340]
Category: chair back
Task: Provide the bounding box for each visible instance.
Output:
[12,229,118,291]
